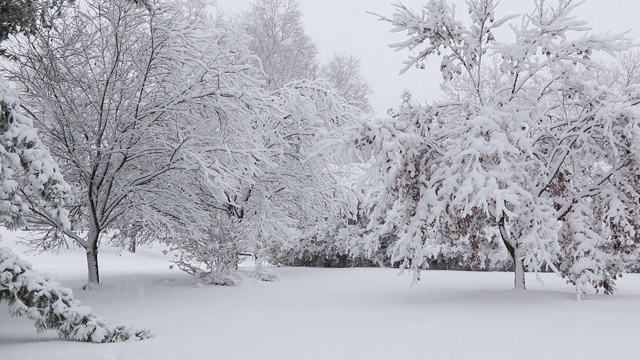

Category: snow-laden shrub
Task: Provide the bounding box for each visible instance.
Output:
[268,219,393,268]
[254,262,279,282]
[170,216,245,286]
[0,247,151,342]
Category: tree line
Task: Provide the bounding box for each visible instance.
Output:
[1,0,639,308]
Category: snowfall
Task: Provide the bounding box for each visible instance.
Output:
[1,228,640,360]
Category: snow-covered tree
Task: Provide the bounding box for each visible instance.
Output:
[615,51,640,90]
[319,52,374,115]
[358,0,640,296]
[240,0,318,89]
[0,78,69,231]
[4,0,276,287]
[237,1,373,113]
[0,0,153,55]
[0,0,71,226]
[0,0,153,340]
[169,78,362,283]
[0,1,66,54]
[582,50,640,96]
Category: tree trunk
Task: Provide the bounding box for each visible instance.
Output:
[255,254,264,273]
[85,248,100,285]
[499,221,526,290]
[128,239,136,253]
[513,255,526,290]
[83,222,101,288]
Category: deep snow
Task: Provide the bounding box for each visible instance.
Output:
[1,228,639,360]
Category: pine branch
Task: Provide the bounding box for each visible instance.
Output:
[0,246,152,343]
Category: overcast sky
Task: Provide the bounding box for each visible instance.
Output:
[217,0,640,116]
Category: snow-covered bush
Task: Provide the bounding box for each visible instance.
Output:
[254,263,280,282]
[169,215,246,286]
[0,247,151,342]
[267,212,393,268]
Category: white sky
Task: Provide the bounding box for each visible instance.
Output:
[217,0,640,115]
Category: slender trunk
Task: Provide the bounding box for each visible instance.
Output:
[499,220,526,290]
[576,284,583,301]
[255,254,263,273]
[86,248,100,285]
[513,254,525,290]
[84,222,101,287]
[128,239,136,253]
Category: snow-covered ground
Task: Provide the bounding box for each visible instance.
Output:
[1,228,639,360]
